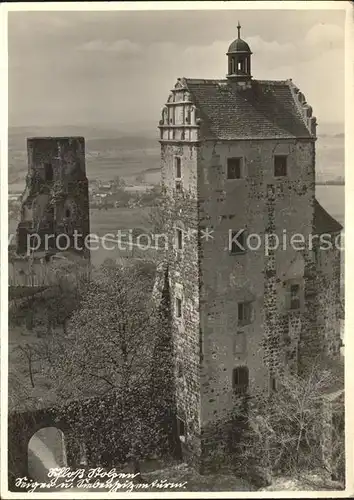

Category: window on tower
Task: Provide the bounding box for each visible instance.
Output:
[175,156,182,178]
[274,155,287,177]
[176,228,183,251]
[185,108,191,124]
[230,229,246,254]
[175,297,183,319]
[177,417,186,443]
[44,163,53,182]
[175,156,182,191]
[234,331,246,354]
[238,302,252,326]
[227,158,242,179]
[289,284,301,310]
[270,376,277,393]
[232,366,249,395]
[177,361,184,379]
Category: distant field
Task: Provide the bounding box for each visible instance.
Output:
[9,185,344,268]
[89,207,151,236]
[9,187,344,239]
[8,128,344,191]
[8,206,154,267]
[8,129,160,187]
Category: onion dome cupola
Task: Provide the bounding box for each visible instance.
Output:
[226,22,252,82]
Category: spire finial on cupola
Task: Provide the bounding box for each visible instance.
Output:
[237,21,241,39]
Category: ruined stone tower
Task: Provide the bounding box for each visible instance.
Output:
[157,25,342,469]
[16,137,90,257]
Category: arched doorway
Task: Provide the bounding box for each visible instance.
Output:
[28,427,67,482]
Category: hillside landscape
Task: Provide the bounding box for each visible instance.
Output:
[8,122,344,193]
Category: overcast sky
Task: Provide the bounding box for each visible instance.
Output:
[8,9,345,130]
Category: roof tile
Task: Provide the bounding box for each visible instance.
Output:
[184,78,312,140]
[314,199,343,234]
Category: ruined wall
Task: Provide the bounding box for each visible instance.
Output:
[17,137,90,256]
[197,138,316,466]
[9,258,56,287]
[8,252,91,288]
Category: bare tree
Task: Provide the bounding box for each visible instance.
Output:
[44,260,173,468]
[9,258,179,469]
[234,364,345,486]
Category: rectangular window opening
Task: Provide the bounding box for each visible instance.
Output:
[274,155,287,177]
[290,284,301,310]
[238,302,252,326]
[44,163,53,182]
[175,156,182,179]
[232,366,249,395]
[227,158,242,179]
[230,230,246,255]
[175,297,182,318]
[176,228,183,250]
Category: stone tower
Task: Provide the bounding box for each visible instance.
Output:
[158,25,343,470]
[16,137,90,257]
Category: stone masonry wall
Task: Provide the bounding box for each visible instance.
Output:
[160,141,202,465]
[198,138,316,467]
[17,137,90,256]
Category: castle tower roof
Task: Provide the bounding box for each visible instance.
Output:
[172,77,317,140]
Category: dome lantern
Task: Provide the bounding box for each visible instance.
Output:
[226,22,252,83]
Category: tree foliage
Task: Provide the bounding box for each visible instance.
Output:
[42,260,177,467]
[51,262,156,399]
